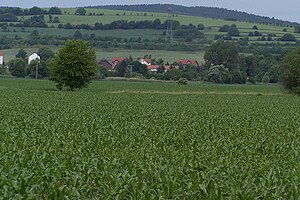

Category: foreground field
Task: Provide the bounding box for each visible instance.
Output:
[0,79,300,198]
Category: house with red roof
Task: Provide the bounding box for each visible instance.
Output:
[164,65,171,71]
[0,51,4,65]
[139,58,152,66]
[112,57,127,68]
[147,65,160,72]
[176,59,199,67]
[97,59,114,70]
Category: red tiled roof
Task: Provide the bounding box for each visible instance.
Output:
[177,59,198,66]
[112,57,127,64]
[164,65,171,70]
[98,59,113,69]
[147,65,160,70]
[0,51,4,56]
[98,59,112,64]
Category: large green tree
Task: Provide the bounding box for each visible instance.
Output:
[280,47,300,94]
[206,64,230,84]
[204,41,247,84]
[115,60,128,77]
[37,47,55,61]
[27,60,49,79]
[75,8,86,16]
[16,49,27,60]
[48,7,62,14]
[8,58,27,77]
[49,40,96,91]
[279,33,297,42]
[204,40,239,70]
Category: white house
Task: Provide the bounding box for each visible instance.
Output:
[28,53,40,64]
[139,58,152,66]
[0,51,4,65]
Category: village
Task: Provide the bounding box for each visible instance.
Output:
[98,57,199,73]
[0,50,200,78]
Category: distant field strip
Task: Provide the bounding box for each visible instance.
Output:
[108,89,286,96]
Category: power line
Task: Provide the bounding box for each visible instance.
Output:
[166,7,174,41]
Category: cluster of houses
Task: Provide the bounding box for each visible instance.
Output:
[0,49,199,74]
[98,57,199,73]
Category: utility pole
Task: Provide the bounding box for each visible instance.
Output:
[128,65,133,74]
[35,60,39,80]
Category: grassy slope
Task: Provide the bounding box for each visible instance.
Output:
[2,8,300,63]
[21,8,300,43]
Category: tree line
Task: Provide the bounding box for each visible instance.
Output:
[58,19,204,31]
[0,6,62,16]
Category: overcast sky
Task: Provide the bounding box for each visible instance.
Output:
[1,0,299,22]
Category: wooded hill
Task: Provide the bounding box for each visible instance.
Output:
[91,4,298,26]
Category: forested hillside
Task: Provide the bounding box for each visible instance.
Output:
[92,4,298,26]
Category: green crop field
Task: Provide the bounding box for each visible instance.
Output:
[0,78,300,198]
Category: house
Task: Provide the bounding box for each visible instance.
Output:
[112,57,127,67]
[98,59,114,70]
[164,65,171,72]
[147,65,160,73]
[139,58,152,66]
[28,53,40,64]
[0,51,3,65]
[176,59,199,67]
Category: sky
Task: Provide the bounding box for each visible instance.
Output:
[1,0,299,23]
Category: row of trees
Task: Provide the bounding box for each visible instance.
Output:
[0,27,206,52]
[0,7,62,16]
[0,7,62,22]
[219,24,240,36]
[58,19,204,31]
[203,41,280,83]
[219,24,298,42]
